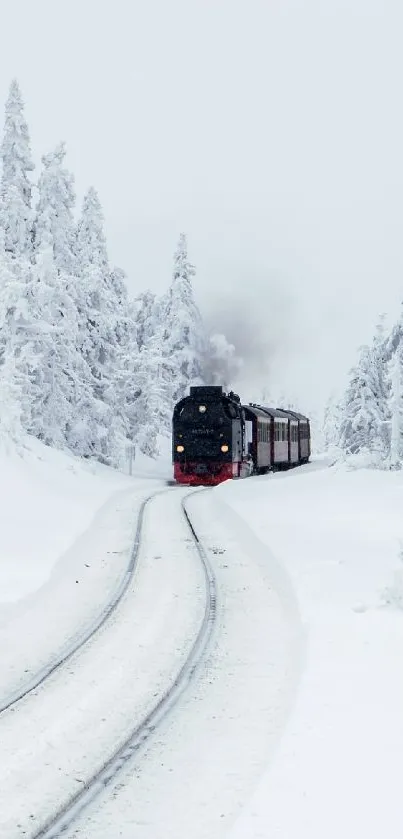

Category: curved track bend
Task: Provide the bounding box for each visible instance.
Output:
[13,490,217,839]
[0,488,173,716]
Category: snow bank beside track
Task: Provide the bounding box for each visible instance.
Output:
[219,465,403,839]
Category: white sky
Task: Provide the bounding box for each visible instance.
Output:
[1,0,403,412]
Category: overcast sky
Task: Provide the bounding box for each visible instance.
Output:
[1,0,403,412]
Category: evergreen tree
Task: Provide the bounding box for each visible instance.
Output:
[323,392,342,450]
[73,188,130,463]
[132,290,158,350]
[338,336,390,461]
[33,143,76,274]
[0,243,26,439]
[25,248,86,449]
[0,79,34,257]
[388,344,403,467]
[76,186,108,270]
[159,233,206,404]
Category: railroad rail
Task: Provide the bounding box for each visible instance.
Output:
[0,489,172,716]
[26,490,217,839]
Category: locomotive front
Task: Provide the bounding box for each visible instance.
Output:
[172,385,243,485]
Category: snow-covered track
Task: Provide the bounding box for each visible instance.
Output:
[29,490,217,839]
[0,488,171,717]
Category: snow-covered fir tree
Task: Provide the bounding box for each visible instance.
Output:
[76,186,108,270]
[158,233,206,405]
[73,188,130,464]
[33,143,76,274]
[388,343,403,467]
[0,80,34,258]
[116,333,176,459]
[132,290,158,351]
[337,329,390,462]
[0,236,27,439]
[322,392,342,451]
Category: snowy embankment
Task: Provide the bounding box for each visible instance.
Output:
[0,435,169,703]
[218,459,403,839]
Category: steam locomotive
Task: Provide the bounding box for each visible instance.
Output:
[172,385,311,486]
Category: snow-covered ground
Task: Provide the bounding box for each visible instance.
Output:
[0,435,169,704]
[0,434,168,609]
[1,441,403,838]
[221,459,403,839]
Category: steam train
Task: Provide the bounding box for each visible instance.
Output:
[172,385,311,486]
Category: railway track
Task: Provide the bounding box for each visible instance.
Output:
[0,488,171,717]
[6,488,216,839]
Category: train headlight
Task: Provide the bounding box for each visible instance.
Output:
[176,445,185,453]
[198,405,207,413]
[221,444,229,453]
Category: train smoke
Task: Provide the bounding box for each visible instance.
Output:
[201,285,297,401]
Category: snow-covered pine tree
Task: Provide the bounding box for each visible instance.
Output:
[338,330,390,463]
[388,343,403,468]
[0,237,26,440]
[132,290,158,351]
[73,187,130,465]
[159,233,206,406]
[25,247,94,450]
[33,143,76,274]
[115,332,173,459]
[0,80,34,258]
[322,392,342,451]
[76,186,108,270]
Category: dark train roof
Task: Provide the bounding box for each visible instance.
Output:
[280,409,309,423]
[245,403,310,423]
[244,403,289,420]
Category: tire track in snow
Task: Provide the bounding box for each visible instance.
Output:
[0,487,173,716]
[29,489,217,839]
